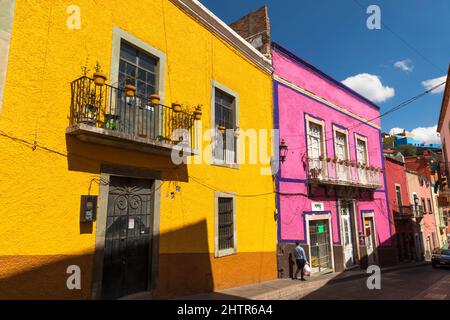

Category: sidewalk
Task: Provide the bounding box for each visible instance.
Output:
[180,261,430,300]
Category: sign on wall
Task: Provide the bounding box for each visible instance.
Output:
[311,202,325,211]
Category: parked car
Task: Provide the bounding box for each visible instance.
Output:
[431,248,450,268]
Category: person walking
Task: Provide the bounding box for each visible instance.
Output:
[294,242,308,281]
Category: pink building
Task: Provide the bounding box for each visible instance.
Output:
[272,43,394,278]
[404,170,437,260]
[437,65,450,245]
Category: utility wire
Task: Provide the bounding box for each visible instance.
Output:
[286,80,447,151]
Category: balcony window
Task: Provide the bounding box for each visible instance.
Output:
[119,41,158,96]
[307,121,325,180]
[212,84,238,166]
[334,130,350,182]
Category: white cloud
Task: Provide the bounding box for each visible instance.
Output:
[394,59,414,72]
[421,75,447,94]
[388,125,440,145]
[342,73,395,103]
[389,128,404,135]
[411,125,440,145]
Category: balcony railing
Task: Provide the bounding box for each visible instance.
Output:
[306,158,382,189]
[67,76,197,155]
[393,205,424,220]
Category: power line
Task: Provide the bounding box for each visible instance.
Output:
[286,80,447,151]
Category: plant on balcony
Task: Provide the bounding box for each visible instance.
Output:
[104,113,119,130]
[333,157,338,163]
[79,92,99,125]
[218,125,226,134]
[172,102,182,113]
[93,61,107,86]
[326,157,332,162]
[148,94,161,105]
[319,155,325,161]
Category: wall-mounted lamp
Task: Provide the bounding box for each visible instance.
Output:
[279,139,288,163]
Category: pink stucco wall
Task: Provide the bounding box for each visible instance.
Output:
[273,46,392,248]
[405,171,437,251]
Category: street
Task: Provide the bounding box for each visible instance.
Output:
[291,265,450,300]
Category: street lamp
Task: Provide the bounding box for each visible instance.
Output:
[280,139,288,163]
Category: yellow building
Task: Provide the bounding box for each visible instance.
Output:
[0,0,276,299]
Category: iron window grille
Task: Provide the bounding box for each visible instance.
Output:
[218,197,234,251]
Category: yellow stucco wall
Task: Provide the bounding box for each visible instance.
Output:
[0,0,276,299]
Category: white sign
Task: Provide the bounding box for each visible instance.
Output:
[128,218,135,229]
[312,202,325,212]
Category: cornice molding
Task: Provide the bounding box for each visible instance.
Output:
[169,0,273,75]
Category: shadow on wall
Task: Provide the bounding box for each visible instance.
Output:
[0,220,216,300]
[65,136,189,183]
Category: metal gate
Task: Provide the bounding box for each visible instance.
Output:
[309,220,332,273]
[102,176,154,299]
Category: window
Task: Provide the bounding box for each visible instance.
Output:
[356,138,368,165]
[215,193,237,257]
[308,122,324,160]
[395,185,403,212]
[421,198,426,213]
[119,41,158,96]
[334,131,348,160]
[212,85,238,165]
[427,199,433,213]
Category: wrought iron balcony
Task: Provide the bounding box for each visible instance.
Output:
[393,205,424,220]
[306,157,382,190]
[67,76,198,156]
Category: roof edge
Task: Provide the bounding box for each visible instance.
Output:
[437,64,450,133]
[170,0,273,74]
[271,41,381,111]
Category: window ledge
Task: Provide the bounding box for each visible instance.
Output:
[211,159,240,170]
[215,248,237,258]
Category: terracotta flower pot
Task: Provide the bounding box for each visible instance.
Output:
[194,106,202,120]
[148,94,160,105]
[93,72,107,86]
[218,125,226,134]
[172,102,182,113]
[124,84,136,97]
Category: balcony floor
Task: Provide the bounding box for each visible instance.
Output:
[66,123,198,157]
[308,177,381,190]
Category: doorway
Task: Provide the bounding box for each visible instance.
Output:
[309,219,333,273]
[364,217,376,265]
[339,200,357,268]
[101,176,154,299]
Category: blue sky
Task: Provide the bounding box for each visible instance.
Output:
[200,0,450,143]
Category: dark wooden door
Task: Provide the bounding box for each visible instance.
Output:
[102,176,153,299]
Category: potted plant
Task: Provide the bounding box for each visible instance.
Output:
[104,113,119,130]
[93,61,107,86]
[172,102,182,113]
[333,157,338,163]
[326,157,332,162]
[149,94,160,105]
[319,155,324,161]
[194,105,202,120]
